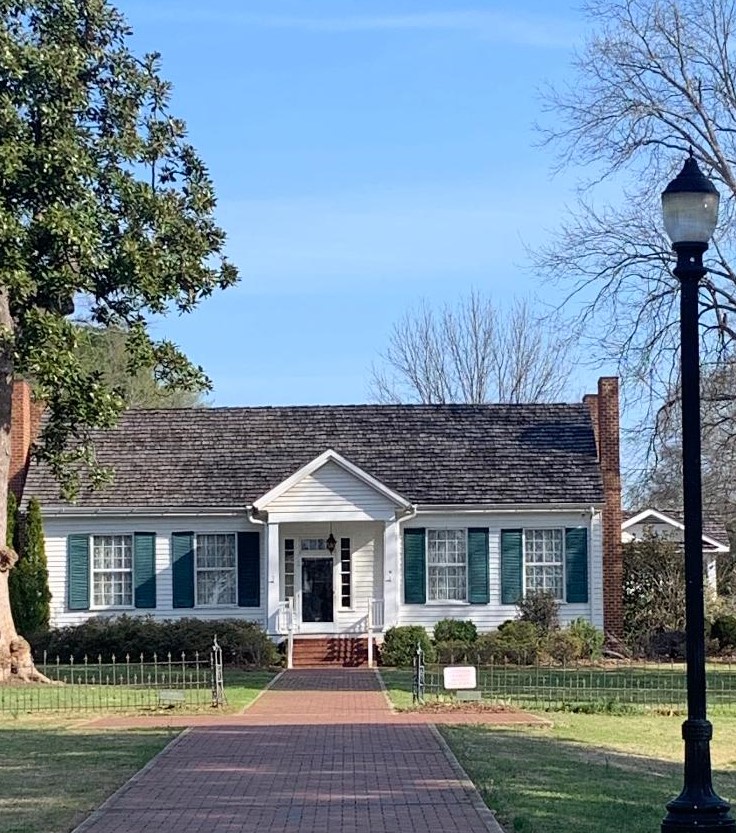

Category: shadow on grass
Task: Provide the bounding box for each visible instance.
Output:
[442,725,736,833]
[0,725,174,833]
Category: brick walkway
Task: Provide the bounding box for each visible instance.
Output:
[75,669,513,833]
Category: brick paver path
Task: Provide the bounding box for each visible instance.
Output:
[75,669,506,833]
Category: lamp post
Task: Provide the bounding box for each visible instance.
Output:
[660,153,734,833]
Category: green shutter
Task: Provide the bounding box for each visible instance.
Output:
[501,529,523,605]
[565,527,589,603]
[403,528,426,604]
[467,528,490,604]
[67,535,90,611]
[237,531,260,607]
[134,533,156,609]
[171,532,194,609]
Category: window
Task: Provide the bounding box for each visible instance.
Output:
[301,538,328,551]
[92,535,133,607]
[524,529,564,599]
[284,539,295,600]
[340,538,351,608]
[196,534,236,606]
[427,529,467,602]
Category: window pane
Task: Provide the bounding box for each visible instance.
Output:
[198,534,235,568]
[92,535,133,606]
[197,570,236,606]
[427,529,467,601]
[524,529,564,600]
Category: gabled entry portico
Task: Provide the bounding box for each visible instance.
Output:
[251,449,413,637]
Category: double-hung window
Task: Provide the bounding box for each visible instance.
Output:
[427,529,467,602]
[524,529,564,599]
[196,533,237,606]
[92,535,133,607]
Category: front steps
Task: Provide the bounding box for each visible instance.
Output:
[291,636,370,667]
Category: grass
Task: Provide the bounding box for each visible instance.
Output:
[440,715,736,833]
[0,719,175,833]
[0,667,276,716]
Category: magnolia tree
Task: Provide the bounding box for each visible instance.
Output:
[0,1,238,682]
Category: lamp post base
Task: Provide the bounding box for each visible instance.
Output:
[662,719,735,833]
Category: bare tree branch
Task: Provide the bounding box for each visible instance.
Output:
[369,292,575,404]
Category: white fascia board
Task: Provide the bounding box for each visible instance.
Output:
[39,505,247,519]
[702,536,730,553]
[622,508,683,530]
[254,448,412,511]
[413,503,603,514]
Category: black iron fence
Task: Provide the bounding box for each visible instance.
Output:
[410,657,736,713]
[1,640,224,714]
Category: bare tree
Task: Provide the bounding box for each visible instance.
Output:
[370,292,574,404]
[534,0,736,434]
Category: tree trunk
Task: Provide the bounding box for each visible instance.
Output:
[0,289,52,684]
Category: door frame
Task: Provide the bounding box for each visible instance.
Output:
[298,552,337,633]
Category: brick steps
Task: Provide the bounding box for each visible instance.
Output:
[292,637,369,667]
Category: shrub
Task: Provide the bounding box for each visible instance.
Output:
[712,616,736,650]
[30,616,279,666]
[434,639,478,664]
[433,618,477,644]
[9,497,52,635]
[567,618,605,660]
[477,620,540,665]
[541,630,585,664]
[645,630,687,661]
[380,625,434,667]
[623,534,685,650]
[517,591,559,634]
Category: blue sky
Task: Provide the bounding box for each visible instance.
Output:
[118,0,608,405]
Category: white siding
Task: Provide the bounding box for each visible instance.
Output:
[397,510,600,633]
[267,461,398,522]
[278,522,383,634]
[44,514,266,628]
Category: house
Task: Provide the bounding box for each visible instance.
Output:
[622,508,730,591]
[14,377,624,656]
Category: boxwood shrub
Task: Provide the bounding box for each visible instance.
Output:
[380,625,434,667]
[30,615,279,667]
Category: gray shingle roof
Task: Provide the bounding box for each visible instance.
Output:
[24,403,605,509]
[623,508,730,550]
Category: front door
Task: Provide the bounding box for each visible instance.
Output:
[301,558,334,624]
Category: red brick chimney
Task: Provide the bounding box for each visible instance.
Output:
[584,377,623,638]
[9,380,42,502]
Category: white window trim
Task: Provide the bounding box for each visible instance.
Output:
[90,533,135,611]
[522,528,566,602]
[426,528,469,604]
[194,532,239,608]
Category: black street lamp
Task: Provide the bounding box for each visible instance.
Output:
[660,153,734,833]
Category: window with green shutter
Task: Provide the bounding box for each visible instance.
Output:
[565,527,589,603]
[467,528,489,604]
[172,532,195,608]
[500,529,523,605]
[237,531,260,608]
[134,533,156,609]
[403,528,426,604]
[67,534,90,611]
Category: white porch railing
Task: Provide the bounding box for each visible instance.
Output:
[367,598,384,669]
[277,598,296,669]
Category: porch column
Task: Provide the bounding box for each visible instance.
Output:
[383,519,400,628]
[266,522,281,634]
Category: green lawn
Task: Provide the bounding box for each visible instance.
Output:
[0,720,175,833]
[441,715,736,833]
